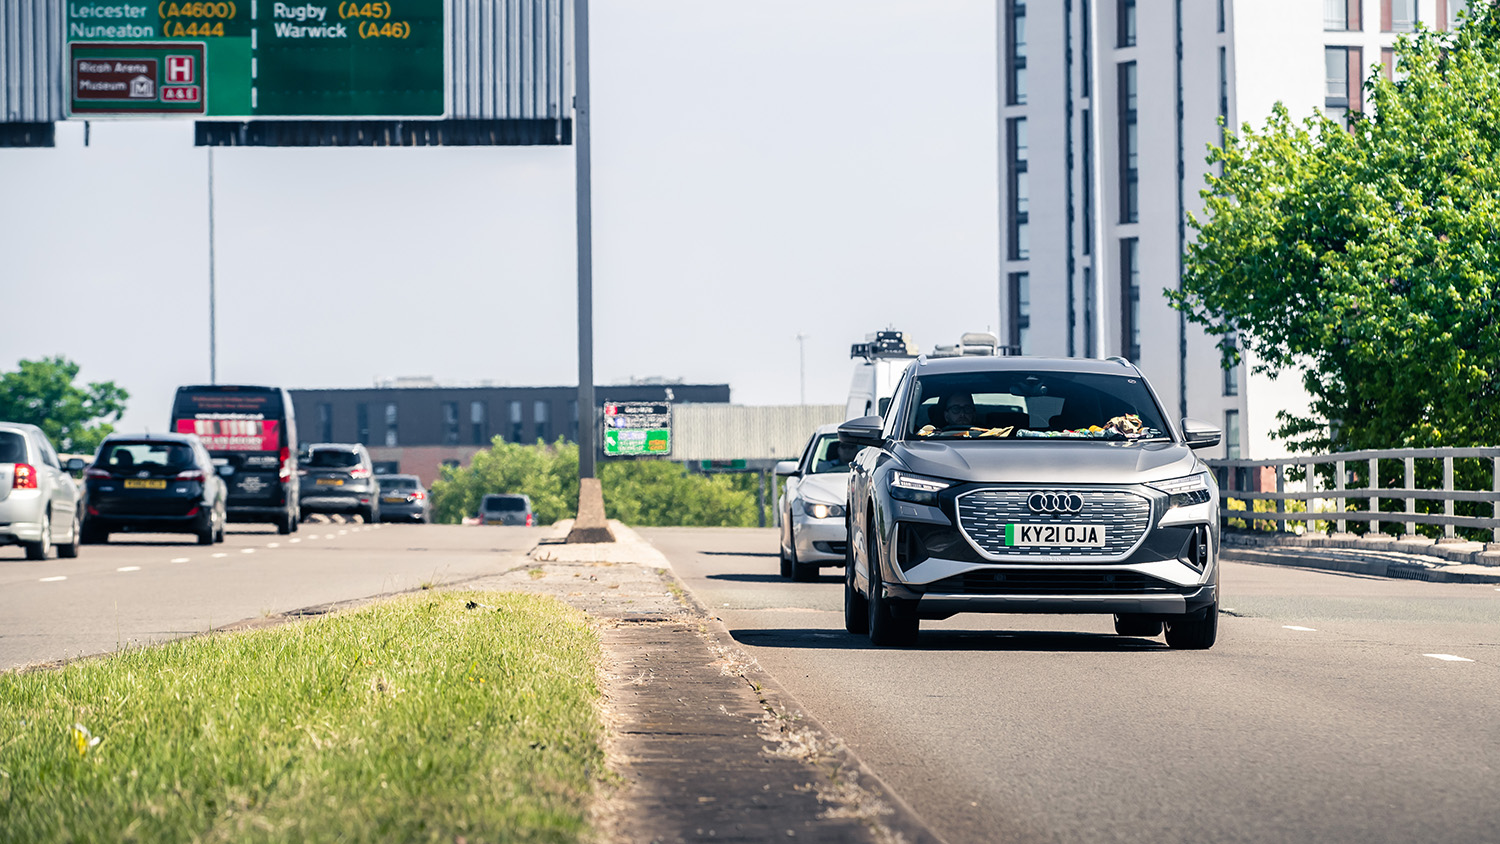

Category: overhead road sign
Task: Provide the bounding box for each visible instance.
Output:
[65,0,445,118]
[603,401,672,457]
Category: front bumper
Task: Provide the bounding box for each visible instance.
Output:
[791,514,847,564]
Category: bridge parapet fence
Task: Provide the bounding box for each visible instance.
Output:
[1206,447,1500,542]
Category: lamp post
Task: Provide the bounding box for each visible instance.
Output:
[796,333,806,405]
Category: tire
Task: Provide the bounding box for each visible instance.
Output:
[1114,614,1164,637]
[214,512,226,543]
[780,514,796,579]
[80,521,108,545]
[276,508,295,535]
[56,511,81,559]
[1164,604,1218,650]
[791,548,819,583]
[196,510,215,545]
[844,529,868,634]
[361,505,378,524]
[23,512,52,561]
[866,534,919,646]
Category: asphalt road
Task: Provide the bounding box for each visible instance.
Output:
[0,522,545,671]
[643,526,1500,844]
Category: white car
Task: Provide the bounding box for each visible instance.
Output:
[0,422,85,560]
[775,423,856,581]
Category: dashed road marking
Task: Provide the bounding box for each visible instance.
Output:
[1424,654,1474,662]
[1284,625,1318,632]
[288,538,301,543]
[240,548,255,554]
[337,530,348,536]
[266,542,280,548]
[40,576,66,582]
[117,566,140,572]
[211,553,227,559]
[170,557,190,563]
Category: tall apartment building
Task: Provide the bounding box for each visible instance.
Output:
[998,0,1470,459]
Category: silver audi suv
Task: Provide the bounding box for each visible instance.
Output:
[840,355,1222,648]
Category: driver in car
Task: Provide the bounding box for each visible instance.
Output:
[936,393,977,429]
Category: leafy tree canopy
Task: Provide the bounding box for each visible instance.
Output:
[0,356,129,454]
[431,439,761,528]
[1174,6,1500,452]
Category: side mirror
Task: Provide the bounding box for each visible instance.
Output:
[1181,417,1222,450]
[65,458,85,473]
[774,460,799,478]
[838,415,885,449]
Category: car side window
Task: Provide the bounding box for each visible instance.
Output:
[881,369,912,441]
[35,434,61,469]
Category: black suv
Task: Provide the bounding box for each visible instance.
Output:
[840,356,1222,648]
[297,444,380,523]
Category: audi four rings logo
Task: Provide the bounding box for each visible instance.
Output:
[1027,492,1085,514]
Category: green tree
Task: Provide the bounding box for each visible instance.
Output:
[0,356,129,454]
[1173,7,1500,454]
[430,439,759,527]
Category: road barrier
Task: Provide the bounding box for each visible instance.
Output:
[1207,447,1500,542]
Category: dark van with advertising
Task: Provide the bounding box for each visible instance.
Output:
[170,385,300,534]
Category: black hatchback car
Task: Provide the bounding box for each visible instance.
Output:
[82,434,228,545]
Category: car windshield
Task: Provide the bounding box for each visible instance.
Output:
[807,434,852,474]
[904,370,1170,442]
[482,496,527,511]
[0,432,25,463]
[306,449,361,468]
[102,442,197,473]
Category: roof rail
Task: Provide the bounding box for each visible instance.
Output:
[1105,356,1135,368]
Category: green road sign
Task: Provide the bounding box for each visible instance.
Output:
[66,1,444,118]
[603,402,672,457]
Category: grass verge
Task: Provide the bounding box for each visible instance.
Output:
[0,591,604,843]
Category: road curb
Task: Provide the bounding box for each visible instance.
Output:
[1221,542,1500,584]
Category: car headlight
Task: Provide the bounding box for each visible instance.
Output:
[889,471,952,506]
[1148,472,1213,509]
[802,500,846,519]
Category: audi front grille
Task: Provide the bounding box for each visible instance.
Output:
[955,488,1154,561]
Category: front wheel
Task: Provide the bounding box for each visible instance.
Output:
[1164,605,1218,650]
[780,520,795,579]
[866,539,919,647]
[843,533,868,634]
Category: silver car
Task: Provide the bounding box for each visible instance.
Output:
[775,423,856,582]
[0,422,85,560]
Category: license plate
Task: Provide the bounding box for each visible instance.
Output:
[383,496,405,503]
[1005,523,1106,547]
[123,478,167,490]
[316,478,344,486]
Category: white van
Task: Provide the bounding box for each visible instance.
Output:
[845,330,1002,420]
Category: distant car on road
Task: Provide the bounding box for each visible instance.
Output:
[81,433,227,545]
[298,444,381,523]
[775,423,854,581]
[377,474,430,523]
[0,422,85,559]
[478,493,534,526]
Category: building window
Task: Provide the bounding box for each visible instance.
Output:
[1217,0,1225,32]
[1007,117,1030,260]
[1008,272,1031,354]
[1383,0,1417,32]
[1445,0,1470,29]
[471,401,487,445]
[1082,0,1093,97]
[1120,238,1140,361]
[534,401,549,441]
[1007,0,1027,105]
[1381,47,1396,81]
[1325,46,1363,121]
[1325,0,1361,30]
[1222,333,1240,396]
[1118,62,1138,223]
[384,402,398,447]
[1082,108,1094,255]
[356,403,370,445]
[510,401,523,442]
[1224,409,1242,459]
[317,403,332,443]
[569,400,580,442]
[442,402,459,446]
[1083,266,1096,358]
[1117,0,1136,47]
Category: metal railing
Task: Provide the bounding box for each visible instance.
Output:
[1206,447,1500,542]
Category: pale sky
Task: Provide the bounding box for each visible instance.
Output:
[1,1,1000,436]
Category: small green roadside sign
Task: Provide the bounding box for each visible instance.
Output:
[66,1,444,118]
[603,402,672,457]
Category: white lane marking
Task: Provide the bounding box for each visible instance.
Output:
[211,553,228,559]
[240,548,255,554]
[288,538,301,544]
[1284,625,1318,632]
[170,557,190,563]
[1424,654,1474,662]
[116,566,141,572]
[266,542,280,549]
[39,576,66,582]
[337,530,348,536]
